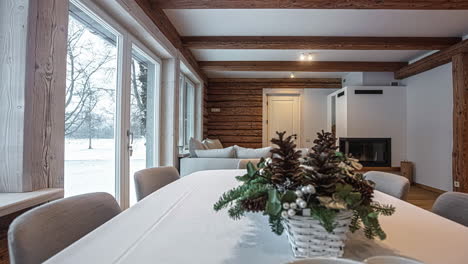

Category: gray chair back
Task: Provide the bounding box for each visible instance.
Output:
[432,192,468,227]
[8,192,121,264]
[237,159,260,169]
[134,166,180,201]
[364,171,410,200]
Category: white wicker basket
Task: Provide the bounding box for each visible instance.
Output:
[282,211,353,258]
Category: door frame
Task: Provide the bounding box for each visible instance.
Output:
[68,0,163,210]
[262,89,303,147]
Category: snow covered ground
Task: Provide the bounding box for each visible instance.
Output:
[65,138,147,205]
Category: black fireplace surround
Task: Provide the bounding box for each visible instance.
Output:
[339,138,391,167]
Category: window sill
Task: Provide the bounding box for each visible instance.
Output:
[0,188,64,217]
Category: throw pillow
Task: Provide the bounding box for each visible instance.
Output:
[235,146,272,159]
[195,146,236,158]
[189,138,206,157]
[202,138,224,149]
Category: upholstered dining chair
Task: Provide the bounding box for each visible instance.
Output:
[432,192,468,227]
[8,192,121,264]
[134,166,180,201]
[364,171,411,200]
[237,159,261,169]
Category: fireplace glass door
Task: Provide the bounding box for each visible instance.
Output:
[339,138,391,167]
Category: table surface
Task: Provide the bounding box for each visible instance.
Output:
[46,170,468,264]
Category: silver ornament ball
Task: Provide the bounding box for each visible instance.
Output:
[295,198,304,205]
[306,185,316,194]
[287,209,296,217]
[282,203,290,210]
[289,203,298,209]
[298,200,307,209]
[295,190,303,197]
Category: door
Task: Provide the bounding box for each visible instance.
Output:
[128,45,161,206]
[65,1,161,209]
[266,94,301,145]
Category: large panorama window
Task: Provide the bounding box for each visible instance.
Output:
[64,1,161,208]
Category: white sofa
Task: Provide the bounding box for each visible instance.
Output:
[180,157,259,176]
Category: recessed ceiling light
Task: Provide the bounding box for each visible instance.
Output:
[299,53,305,61]
[307,53,314,61]
[290,72,295,78]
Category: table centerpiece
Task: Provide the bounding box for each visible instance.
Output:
[214,131,395,258]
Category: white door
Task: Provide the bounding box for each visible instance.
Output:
[266,94,301,145]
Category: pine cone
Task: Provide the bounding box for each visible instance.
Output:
[269,131,304,187]
[305,131,341,175]
[343,175,374,203]
[241,195,267,212]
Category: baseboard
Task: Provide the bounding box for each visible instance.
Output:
[413,183,446,194]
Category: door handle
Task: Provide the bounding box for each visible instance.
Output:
[127,130,134,157]
[127,130,134,145]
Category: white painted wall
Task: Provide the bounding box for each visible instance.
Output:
[345,86,407,167]
[342,72,399,86]
[302,89,337,148]
[362,72,398,86]
[402,63,453,191]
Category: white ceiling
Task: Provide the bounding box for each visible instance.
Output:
[165,9,468,37]
[192,49,427,62]
[164,9,468,78]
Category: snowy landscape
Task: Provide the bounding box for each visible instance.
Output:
[65,138,146,205]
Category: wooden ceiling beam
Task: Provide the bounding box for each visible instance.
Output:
[200,61,407,72]
[209,78,341,83]
[395,39,468,79]
[134,0,207,83]
[183,36,461,50]
[208,78,342,88]
[149,0,468,9]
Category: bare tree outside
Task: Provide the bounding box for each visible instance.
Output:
[65,11,152,201]
[65,17,116,148]
[131,60,148,137]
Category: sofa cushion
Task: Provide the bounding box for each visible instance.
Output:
[179,158,242,176]
[189,138,206,157]
[202,138,223,149]
[195,146,235,158]
[235,146,272,159]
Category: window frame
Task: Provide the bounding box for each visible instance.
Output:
[67,0,163,209]
[178,74,197,153]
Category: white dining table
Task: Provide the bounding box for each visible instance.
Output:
[46,170,468,264]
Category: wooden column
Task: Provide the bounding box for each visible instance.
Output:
[452,53,468,193]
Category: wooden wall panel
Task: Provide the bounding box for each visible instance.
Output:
[207,83,263,148]
[0,0,29,192]
[206,79,341,148]
[0,0,68,192]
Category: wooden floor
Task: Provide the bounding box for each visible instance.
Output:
[406,185,442,211]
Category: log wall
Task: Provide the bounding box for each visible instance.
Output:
[206,79,341,148]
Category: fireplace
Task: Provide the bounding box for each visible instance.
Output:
[339,138,391,167]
